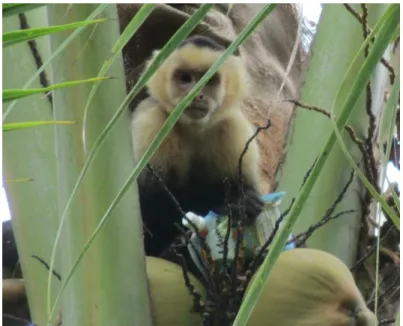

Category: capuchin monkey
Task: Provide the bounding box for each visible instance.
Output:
[131,35,264,257]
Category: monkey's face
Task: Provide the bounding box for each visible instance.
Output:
[170,68,224,123]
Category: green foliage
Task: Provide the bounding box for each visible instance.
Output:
[46,3,280,323]
[3,4,109,120]
[235,4,399,325]
[82,3,157,135]
[3,121,74,131]
[379,73,401,213]
[48,5,215,316]
[3,18,106,47]
[2,5,62,325]
[2,3,47,17]
[3,178,33,183]
[329,5,400,230]
[3,2,399,325]
[43,3,157,325]
[3,77,109,102]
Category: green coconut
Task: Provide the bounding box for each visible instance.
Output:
[245,248,377,326]
[146,256,206,326]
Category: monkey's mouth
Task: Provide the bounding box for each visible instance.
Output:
[185,105,209,119]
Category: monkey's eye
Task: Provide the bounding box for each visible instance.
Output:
[208,73,220,85]
[177,71,192,84]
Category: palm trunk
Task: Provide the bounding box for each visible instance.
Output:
[46,4,152,326]
[275,3,391,266]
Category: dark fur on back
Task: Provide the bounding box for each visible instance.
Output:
[140,160,257,257]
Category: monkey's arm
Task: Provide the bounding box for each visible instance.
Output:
[131,97,184,178]
[212,114,264,222]
[130,97,165,163]
[131,98,186,256]
[235,150,264,221]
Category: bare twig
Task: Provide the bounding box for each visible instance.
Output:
[286,100,367,151]
[291,209,356,246]
[231,219,244,298]
[351,224,400,272]
[147,164,213,283]
[237,119,271,222]
[343,3,362,22]
[288,99,380,225]
[288,167,356,246]
[376,284,400,314]
[343,3,396,84]
[360,4,379,195]
[301,157,317,188]
[222,178,233,273]
[246,156,317,275]
[172,246,205,313]
[232,119,271,287]
[32,255,62,281]
[3,314,33,325]
[249,198,295,273]
[361,4,370,57]
[172,221,216,292]
[322,169,355,218]
[18,13,53,106]
[379,318,396,326]
[351,243,378,272]
[146,164,201,239]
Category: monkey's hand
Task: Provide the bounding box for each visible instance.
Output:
[215,188,264,225]
[240,188,264,223]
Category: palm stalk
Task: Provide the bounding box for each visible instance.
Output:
[234,4,399,325]
[276,3,394,265]
[45,4,153,326]
[2,6,61,326]
[46,5,215,318]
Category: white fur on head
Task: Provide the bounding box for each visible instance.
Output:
[145,42,249,115]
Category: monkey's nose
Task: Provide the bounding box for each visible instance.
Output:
[195,94,204,101]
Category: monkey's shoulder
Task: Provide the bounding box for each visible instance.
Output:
[130,98,180,159]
